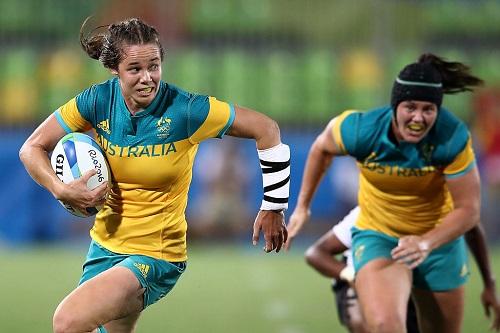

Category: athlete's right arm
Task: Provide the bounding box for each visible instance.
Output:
[285,118,345,250]
[19,114,107,212]
[465,224,500,331]
[305,229,349,280]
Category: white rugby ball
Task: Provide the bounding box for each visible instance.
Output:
[50,132,110,217]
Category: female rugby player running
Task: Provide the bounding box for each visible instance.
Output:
[20,17,290,333]
[287,53,483,333]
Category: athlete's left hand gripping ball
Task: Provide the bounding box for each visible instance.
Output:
[50,132,110,217]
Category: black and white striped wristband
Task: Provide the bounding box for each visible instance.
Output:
[258,143,290,211]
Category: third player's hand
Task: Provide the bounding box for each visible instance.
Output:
[284,207,311,251]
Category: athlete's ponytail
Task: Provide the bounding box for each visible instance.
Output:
[391,53,483,111]
[417,53,483,94]
[79,16,164,71]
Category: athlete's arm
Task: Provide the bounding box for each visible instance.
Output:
[226,105,288,253]
[465,224,500,331]
[392,165,481,268]
[423,165,481,249]
[226,105,281,148]
[285,119,344,250]
[20,114,70,195]
[19,114,107,212]
[305,229,349,279]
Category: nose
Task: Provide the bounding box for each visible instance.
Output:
[140,70,152,83]
[412,110,424,122]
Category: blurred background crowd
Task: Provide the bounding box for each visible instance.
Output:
[1,0,500,246]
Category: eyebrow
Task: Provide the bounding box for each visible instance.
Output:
[126,57,160,66]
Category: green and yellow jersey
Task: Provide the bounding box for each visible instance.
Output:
[331,106,475,237]
[55,78,235,261]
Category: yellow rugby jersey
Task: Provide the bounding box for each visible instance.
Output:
[331,106,476,237]
[54,78,235,261]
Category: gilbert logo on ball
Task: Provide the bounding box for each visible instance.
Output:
[50,132,110,217]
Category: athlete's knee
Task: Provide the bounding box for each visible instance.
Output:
[53,307,96,333]
[366,320,406,333]
[53,308,74,333]
[364,313,406,333]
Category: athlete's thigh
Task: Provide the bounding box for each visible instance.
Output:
[56,266,144,330]
[355,258,412,331]
[352,228,412,330]
[412,286,464,333]
[103,311,142,333]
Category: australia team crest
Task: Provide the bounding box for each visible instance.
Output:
[156,117,172,139]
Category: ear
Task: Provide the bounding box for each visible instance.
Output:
[110,68,118,76]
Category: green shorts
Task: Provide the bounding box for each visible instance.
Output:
[351,228,469,291]
[79,240,186,308]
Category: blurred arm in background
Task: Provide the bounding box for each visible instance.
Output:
[465,223,500,331]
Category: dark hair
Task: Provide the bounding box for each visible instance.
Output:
[390,53,483,110]
[79,17,164,70]
[417,53,483,94]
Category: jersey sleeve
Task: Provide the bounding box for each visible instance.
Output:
[331,110,359,156]
[443,136,476,179]
[53,97,93,133]
[188,95,235,144]
[53,84,103,133]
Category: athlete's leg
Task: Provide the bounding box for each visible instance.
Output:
[355,258,412,333]
[410,236,468,333]
[102,311,142,333]
[53,266,144,333]
[333,280,369,333]
[412,286,464,333]
[344,287,369,333]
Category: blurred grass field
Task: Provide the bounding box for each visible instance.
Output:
[0,241,499,332]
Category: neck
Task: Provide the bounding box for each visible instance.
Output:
[124,98,143,115]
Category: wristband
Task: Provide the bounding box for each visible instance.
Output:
[258,143,290,211]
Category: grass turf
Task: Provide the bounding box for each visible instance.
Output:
[0,242,498,332]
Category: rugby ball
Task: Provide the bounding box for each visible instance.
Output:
[50,132,110,217]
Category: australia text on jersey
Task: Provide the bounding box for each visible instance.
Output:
[95,134,177,157]
[360,161,437,177]
[359,151,437,177]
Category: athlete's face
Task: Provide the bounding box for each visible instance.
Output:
[392,100,438,143]
[113,43,162,114]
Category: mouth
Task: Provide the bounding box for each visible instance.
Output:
[406,123,425,136]
[137,87,154,96]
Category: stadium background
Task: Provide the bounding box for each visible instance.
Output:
[1,0,500,331]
